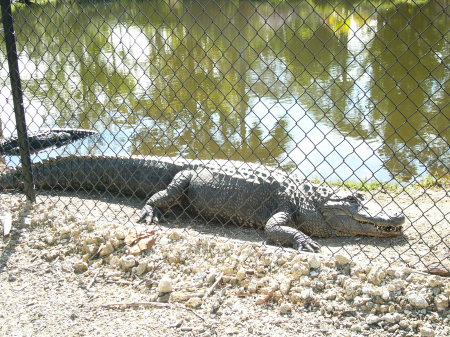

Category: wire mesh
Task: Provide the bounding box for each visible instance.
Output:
[0,0,448,273]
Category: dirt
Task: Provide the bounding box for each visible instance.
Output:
[0,188,449,337]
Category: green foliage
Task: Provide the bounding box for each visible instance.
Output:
[413,175,450,189]
[311,178,401,192]
[311,174,450,192]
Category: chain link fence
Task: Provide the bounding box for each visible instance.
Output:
[1,0,449,273]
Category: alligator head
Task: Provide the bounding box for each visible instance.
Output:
[320,191,405,237]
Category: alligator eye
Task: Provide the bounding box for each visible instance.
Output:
[355,193,365,200]
[345,196,358,202]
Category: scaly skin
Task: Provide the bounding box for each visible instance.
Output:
[0,128,97,155]
[0,155,405,252]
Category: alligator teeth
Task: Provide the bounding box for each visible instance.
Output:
[374,224,402,232]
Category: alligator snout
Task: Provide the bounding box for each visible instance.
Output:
[390,212,406,225]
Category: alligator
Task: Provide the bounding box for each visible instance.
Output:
[0,128,97,155]
[0,155,405,252]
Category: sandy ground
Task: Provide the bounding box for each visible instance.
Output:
[0,187,449,337]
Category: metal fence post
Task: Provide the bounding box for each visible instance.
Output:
[1,0,35,202]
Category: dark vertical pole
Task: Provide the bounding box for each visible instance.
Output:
[1,0,35,202]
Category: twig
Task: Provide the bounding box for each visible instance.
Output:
[409,269,432,276]
[98,302,205,321]
[423,268,449,277]
[100,302,170,309]
[105,280,134,285]
[407,264,450,277]
[87,270,101,290]
[203,272,224,299]
[175,304,205,322]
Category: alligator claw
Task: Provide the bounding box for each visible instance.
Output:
[138,205,163,225]
[137,205,154,224]
[295,240,321,253]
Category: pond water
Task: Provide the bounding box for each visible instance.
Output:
[0,0,448,183]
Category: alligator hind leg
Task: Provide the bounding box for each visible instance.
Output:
[138,170,194,225]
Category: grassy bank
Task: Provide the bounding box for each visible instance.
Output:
[312,174,450,192]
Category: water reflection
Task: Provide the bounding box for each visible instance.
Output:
[0,0,448,182]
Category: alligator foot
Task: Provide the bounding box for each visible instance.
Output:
[137,205,162,225]
[293,239,321,253]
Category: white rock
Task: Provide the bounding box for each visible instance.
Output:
[224,327,239,335]
[435,294,448,311]
[168,229,184,240]
[381,289,391,301]
[428,276,445,287]
[367,266,386,285]
[308,255,321,269]
[388,279,408,291]
[109,256,120,268]
[398,320,410,329]
[279,303,292,314]
[99,242,115,257]
[280,279,292,295]
[354,295,371,306]
[406,292,429,309]
[300,289,314,301]
[248,282,258,293]
[255,295,267,305]
[73,261,88,273]
[159,237,170,246]
[134,260,148,275]
[313,280,325,291]
[334,254,352,265]
[276,257,288,265]
[291,263,309,277]
[110,238,122,249]
[236,269,246,281]
[120,255,136,270]
[365,314,381,324]
[298,276,312,286]
[289,293,302,304]
[350,324,363,332]
[362,285,383,297]
[382,313,402,324]
[114,230,125,240]
[291,254,306,265]
[60,225,72,235]
[222,264,235,275]
[343,278,362,298]
[2,212,12,236]
[45,235,56,245]
[239,246,253,262]
[86,221,95,232]
[325,289,337,300]
[420,325,435,337]
[158,276,173,293]
[406,273,426,283]
[185,297,202,308]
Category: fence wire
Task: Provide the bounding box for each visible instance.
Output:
[0,0,449,273]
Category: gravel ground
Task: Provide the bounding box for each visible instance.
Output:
[0,188,449,337]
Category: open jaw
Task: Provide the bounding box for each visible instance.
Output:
[353,219,404,237]
[326,215,405,237]
[321,200,406,238]
[351,209,405,236]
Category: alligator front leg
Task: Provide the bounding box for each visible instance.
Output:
[265,208,321,253]
[138,170,193,225]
